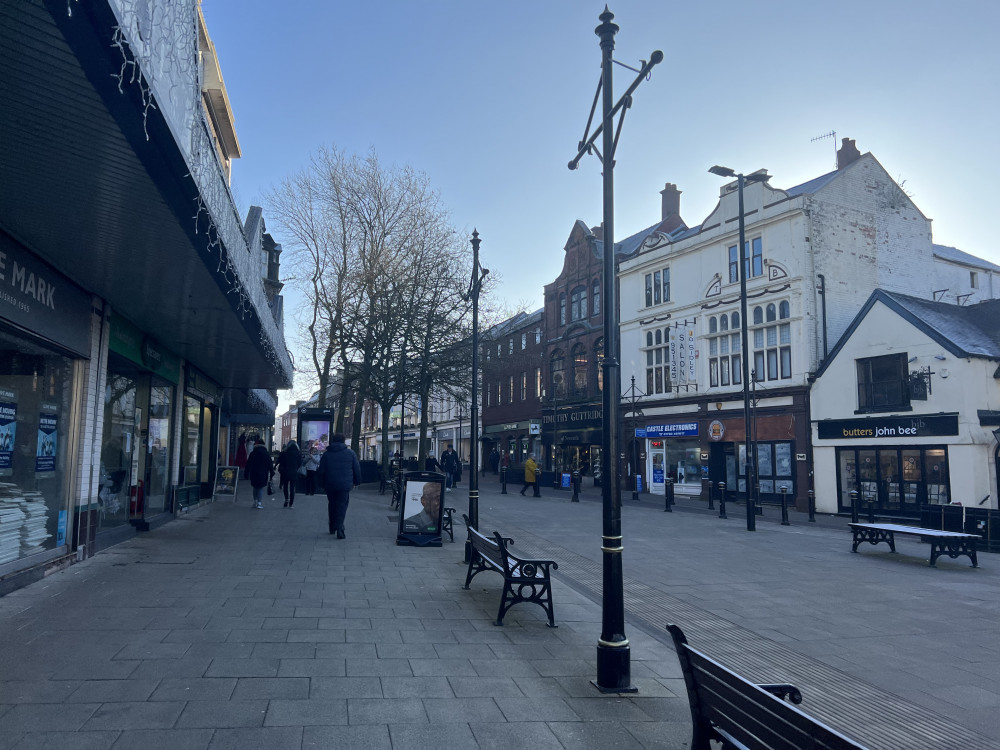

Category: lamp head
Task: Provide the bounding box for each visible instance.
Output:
[744,172,771,185]
[709,165,735,178]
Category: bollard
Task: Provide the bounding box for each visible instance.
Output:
[867,497,876,523]
[755,484,763,516]
[500,466,507,495]
[718,481,727,519]
[572,470,580,503]
[779,486,790,526]
[850,490,859,523]
[707,479,715,510]
[808,489,816,522]
[664,478,674,512]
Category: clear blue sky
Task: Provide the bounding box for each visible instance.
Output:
[201,0,1000,401]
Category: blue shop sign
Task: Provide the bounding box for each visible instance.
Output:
[637,422,699,438]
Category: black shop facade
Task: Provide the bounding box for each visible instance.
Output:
[542,405,603,483]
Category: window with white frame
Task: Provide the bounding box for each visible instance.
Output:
[750,301,791,382]
[644,267,671,307]
[707,312,742,388]
[520,372,527,401]
[508,375,514,403]
[728,237,763,283]
[644,327,672,394]
[535,367,542,398]
[521,333,526,350]
[592,279,600,315]
[535,327,541,345]
[570,286,588,321]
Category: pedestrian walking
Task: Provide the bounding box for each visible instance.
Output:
[490,447,500,475]
[317,433,361,538]
[453,456,463,489]
[520,455,540,497]
[440,444,458,491]
[302,443,321,495]
[234,432,248,479]
[425,453,440,473]
[275,440,302,507]
[244,437,273,509]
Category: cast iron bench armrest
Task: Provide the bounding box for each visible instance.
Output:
[667,624,867,750]
[462,515,557,628]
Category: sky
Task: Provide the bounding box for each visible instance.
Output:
[200,0,1000,407]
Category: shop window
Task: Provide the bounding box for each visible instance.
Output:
[643,328,671,394]
[856,353,909,412]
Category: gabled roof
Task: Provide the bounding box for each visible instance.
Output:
[593,221,663,260]
[815,289,1000,378]
[933,244,1000,273]
[784,169,841,198]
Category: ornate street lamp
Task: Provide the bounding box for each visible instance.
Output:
[708,165,770,531]
[568,7,662,694]
[464,230,489,563]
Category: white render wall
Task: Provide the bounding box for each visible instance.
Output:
[619,153,949,398]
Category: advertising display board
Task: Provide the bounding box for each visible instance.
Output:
[214,465,239,498]
[396,471,445,547]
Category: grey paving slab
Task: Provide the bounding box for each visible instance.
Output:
[346,697,427,724]
[108,728,215,750]
[66,680,160,703]
[310,676,382,700]
[175,699,268,728]
[10,730,120,750]
[81,701,186,731]
[0,680,82,703]
[468,720,564,749]
[0,703,100,732]
[205,726,303,750]
[301,724,391,749]
[263,698,348,727]
[231,677,310,700]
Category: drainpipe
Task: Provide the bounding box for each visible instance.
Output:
[817,273,828,360]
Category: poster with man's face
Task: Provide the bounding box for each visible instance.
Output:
[400,479,443,534]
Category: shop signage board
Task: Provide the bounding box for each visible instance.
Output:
[397,471,445,547]
[0,388,16,474]
[817,414,959,440]
[637,422,699,438]
[0,233,92,357]
[214,465,239,498]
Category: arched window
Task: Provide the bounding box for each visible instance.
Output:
[753,306,763,325]
[731,312,740,329]
[592,279,601,315]
[559,293,567,325]
[572,343,588,395]
[779,301,790,319]
[720,315,729,332]
[655,329,662,345]
[709,317,718,334]
[766,303,776,322]
[550,350,565,398]
[570,286,588,321]
[646,331,653,347]
[595,338,604,392]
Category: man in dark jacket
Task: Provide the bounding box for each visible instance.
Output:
[275,440,302,508]
[317,433,362,538]
[244,438,274,509]
[440,444,458,491]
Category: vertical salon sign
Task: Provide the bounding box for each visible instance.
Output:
[0,388,16,475]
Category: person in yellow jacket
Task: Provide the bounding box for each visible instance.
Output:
[520,456,541,497]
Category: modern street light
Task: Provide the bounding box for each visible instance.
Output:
[464,230,489,564]
[569,7,662,693]
[708,165,770,532]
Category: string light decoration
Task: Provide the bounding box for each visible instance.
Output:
[73,0,292,385]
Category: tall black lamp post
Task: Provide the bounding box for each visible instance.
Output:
[708,165,770,531]
[464,230,489,563]
[569,8,661,694]
[622,376,645,501]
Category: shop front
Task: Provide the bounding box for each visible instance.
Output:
[180,367,222,505]
[0,232,92,573]
[639,422,702,495]
[542,405,602,484]
[704,413,802,506]
[816,414,959,518]
[100,313,181,542]
[484,420,541,472]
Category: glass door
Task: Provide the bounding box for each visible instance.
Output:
[145,382,173,514]
[900,449,921,506]
[878,449,901,510]
[650,444,665,494]
[837,449,857,513]
[100,372,137,529]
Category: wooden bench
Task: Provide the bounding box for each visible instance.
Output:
[667,624,868,750]
[462,514,558,627]
[848,522,979,567]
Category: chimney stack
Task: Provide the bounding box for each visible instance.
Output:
[660,183,681,220]
[837,138,861,170]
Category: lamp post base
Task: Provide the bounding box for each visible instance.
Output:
[593,644,637,693]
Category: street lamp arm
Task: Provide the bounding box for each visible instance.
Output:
[568,50,663,170]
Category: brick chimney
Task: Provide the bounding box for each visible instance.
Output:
[837,138,862,170]
[660,183,681,220]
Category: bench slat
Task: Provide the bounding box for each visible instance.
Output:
[689,651,853,750]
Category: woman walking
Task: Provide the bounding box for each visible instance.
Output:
[275,440,303,507]
[302,444,321,496]
[244,437,273,509]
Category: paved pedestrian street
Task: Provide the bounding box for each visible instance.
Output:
[0,480,998,749]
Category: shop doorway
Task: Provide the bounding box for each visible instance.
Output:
[837,446,948,516]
